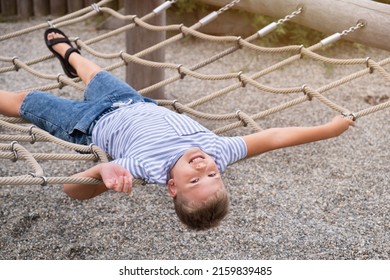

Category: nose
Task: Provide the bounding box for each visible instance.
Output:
[195,161,206,170]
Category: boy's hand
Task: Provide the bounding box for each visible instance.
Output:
[328,115,355,136]
[99,162,133,194]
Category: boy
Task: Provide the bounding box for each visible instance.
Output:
[0,29,354,230]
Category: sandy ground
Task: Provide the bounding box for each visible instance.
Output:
[0,17,390,260]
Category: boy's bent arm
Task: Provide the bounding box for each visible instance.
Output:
[242,115,354,158]
[63,162,133,200]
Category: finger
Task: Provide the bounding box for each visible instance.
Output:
[126,176,133,193]
[116,176,125,192]
[105,178,116,189]
[120,176,130,193]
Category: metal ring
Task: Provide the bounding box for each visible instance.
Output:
[89,143,100,162]
[73,37,81,49]
[178,23,185,35]
[10,141,18,162]
[29,172,48,186]
[357,19,367,28]
[47,20,54,28]
[342,112,357,121]
[56,73,64,89]
[235,110,247,127]
[28,125,37,144]
[119,50,128,65]
[172,100,181,113]
[298,45,304,59]
[237,71,246,87]
[301,84,312,101]
[177,64,186,79]
[40,176,48,186]
[365,57,374,74]
[236,36,242,48]
[91,3,101,13]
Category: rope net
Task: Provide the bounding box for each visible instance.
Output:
[0,0,389,186]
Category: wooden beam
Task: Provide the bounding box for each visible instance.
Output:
[33,0,50,16]
[18,0,33,18]
[50,0,67,16]
[125,0,166,99]
[197,0,390,51]
[67,0,84,13]
[1,0,17,16]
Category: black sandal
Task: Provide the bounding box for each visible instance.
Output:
[44,28,80,78]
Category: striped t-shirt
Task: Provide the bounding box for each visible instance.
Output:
[92,102,247,185]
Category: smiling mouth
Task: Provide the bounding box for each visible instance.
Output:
[189,155,205,164]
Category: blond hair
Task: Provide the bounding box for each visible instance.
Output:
[173,187,229,230]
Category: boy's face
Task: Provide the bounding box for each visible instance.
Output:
[168,147,224,202]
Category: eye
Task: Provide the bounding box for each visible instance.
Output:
[208,172,217,177]
[190,178,199,184]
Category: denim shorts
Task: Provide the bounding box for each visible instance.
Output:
[19,70,156,144]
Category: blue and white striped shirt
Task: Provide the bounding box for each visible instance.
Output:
[92,102,247,185]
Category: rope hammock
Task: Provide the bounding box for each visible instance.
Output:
[0,0,389,187]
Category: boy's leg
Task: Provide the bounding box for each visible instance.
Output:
[46,31,101,86]
[0,31,101,118]
[0,90,28,117]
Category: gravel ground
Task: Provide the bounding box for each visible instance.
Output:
[0,18,390,260]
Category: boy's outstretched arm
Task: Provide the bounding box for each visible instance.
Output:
[63,162,133,200]
[242,115,354,158]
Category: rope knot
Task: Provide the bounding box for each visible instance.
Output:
[12,56,20,72]
[301,84,312,101]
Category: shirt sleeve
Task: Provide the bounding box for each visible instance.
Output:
[216,136,247,172]
[112,157,168,185]
[112,157,149,182]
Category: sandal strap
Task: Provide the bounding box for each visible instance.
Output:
[64,47,80,76]
[64,47,80,62]
[46,37,70,48]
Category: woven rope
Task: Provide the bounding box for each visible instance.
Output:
[0,0,389,187]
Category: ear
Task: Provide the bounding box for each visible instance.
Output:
[167,179,177,198]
